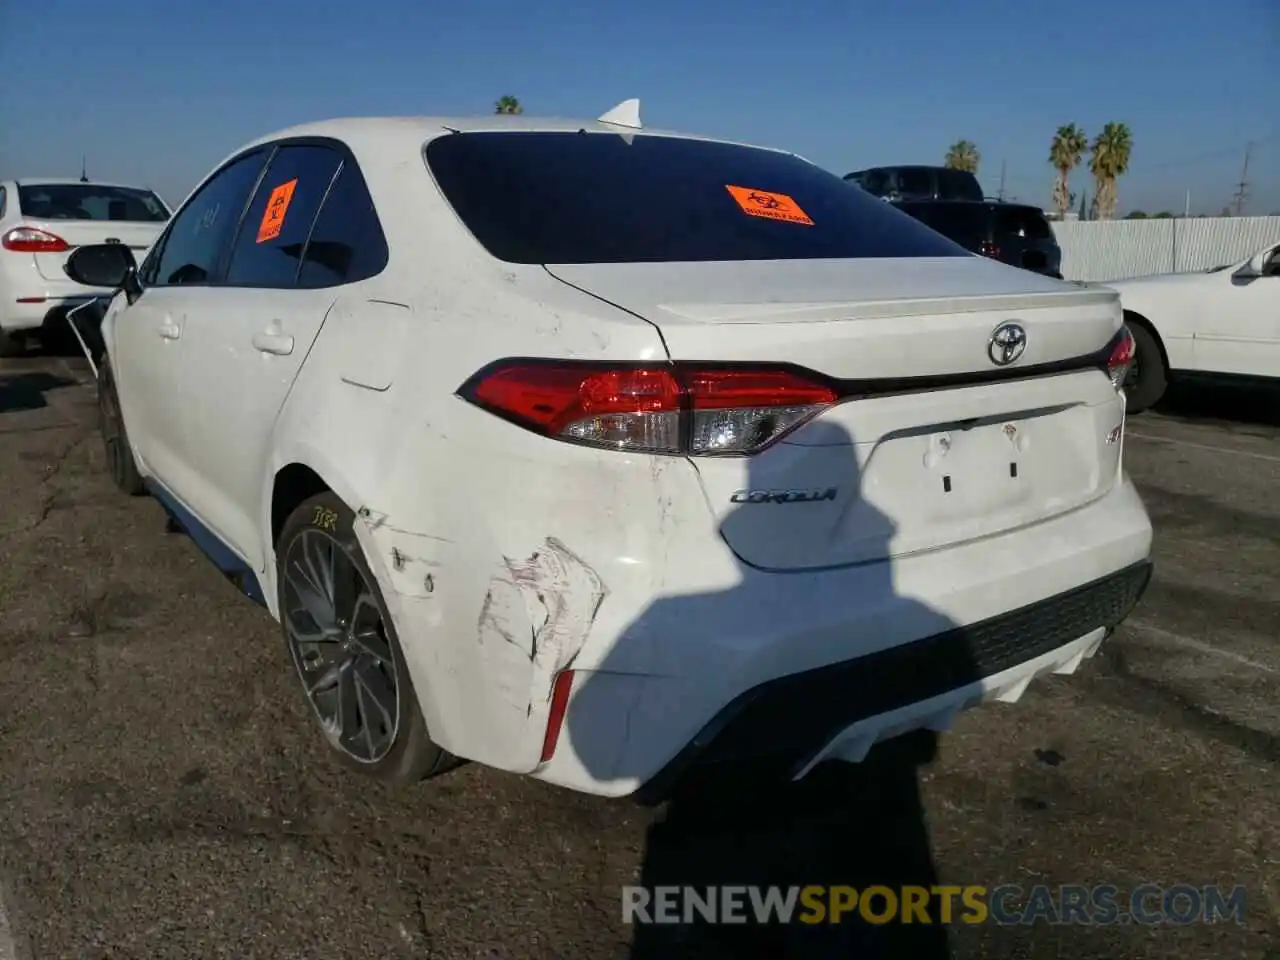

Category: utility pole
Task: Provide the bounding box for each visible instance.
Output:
[997,159,1006,201]
[1231,142,1252,216]
[80,155,89,183]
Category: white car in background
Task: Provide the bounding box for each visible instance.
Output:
[60,105,1153,801]
[0,178,170,356]
[1106,241,1280,413]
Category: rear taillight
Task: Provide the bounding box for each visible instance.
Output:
[1107,326,1136,390]
[1,227,70,253]
[460,361,839,456]
[978,241,1001,259]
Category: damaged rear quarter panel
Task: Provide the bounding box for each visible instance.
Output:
[262,204,695,772]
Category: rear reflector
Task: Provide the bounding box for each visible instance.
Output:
[461,361,838,456]
[2,227,70,253]
[1107,326,1136,390]
[540,670,576,763]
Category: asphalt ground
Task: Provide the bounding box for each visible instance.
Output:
[0,350,1277,959]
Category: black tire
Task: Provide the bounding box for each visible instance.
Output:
[1124,321,1167,414]
[97,361,146,496]
[276,492,460,785]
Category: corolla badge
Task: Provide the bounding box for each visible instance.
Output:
[987,322,1028,366]
[730,488,838,504]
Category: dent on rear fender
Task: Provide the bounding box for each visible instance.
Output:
[476,537,609,715]
[355,501,611,768]
[355,506,452,597]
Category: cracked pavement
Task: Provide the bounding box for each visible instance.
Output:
[0,354,1277,959]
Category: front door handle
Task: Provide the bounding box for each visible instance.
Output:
[158,318,181,340]
[252,330,295,356]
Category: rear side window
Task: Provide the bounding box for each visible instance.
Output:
[896,169,935,199]
[995,207,1052,240]
[296,161,389,288]
[224,145,344,287]
[0,186,6,219]
[144,151,269,286]
[936,169,984,202]
[425,132,967,264]
[16,183,169,222]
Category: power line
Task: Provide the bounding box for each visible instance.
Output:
[1231,142,1253,216]
[1125,134,1275,176]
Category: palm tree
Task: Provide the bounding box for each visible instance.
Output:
[494,95,523,115]
[1087,122,1133,221]
[944,140,980,173]
[1048,124,1088,218]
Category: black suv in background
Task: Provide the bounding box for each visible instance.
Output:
[894,200,1065,279]
[844,165,984,202]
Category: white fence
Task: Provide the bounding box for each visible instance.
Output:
[1050,216,1280,282]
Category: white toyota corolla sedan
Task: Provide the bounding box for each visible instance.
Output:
[64,103,1154,800]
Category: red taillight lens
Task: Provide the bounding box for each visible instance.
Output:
[1,227,70,253]
[461,361,839,456]
[540,669,576,763]
[1107,326,1136,390]
[979,241,1001,259]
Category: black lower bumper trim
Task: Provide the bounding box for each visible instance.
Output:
[632,560,1153,806]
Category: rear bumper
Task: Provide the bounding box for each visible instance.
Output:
[529,475,1152,798]
[631,559,1151,804]
[1,289,110,333]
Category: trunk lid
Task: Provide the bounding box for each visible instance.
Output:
[25,219,164,282]
[546,256,1127,570]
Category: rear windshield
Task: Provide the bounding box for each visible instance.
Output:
[17,183,170,222]
[425,132,968,264]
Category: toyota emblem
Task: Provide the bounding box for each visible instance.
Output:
[988,322,1027,366]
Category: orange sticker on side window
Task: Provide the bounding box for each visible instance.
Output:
[256,178,298,243]
[725,185,814,226]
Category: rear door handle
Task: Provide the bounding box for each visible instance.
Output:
[252,331,295,356]
[158,318,181,340]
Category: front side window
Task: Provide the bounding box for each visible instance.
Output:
[17,183,169,222]
[425,133,966,264]
[224,145,344,287]
[146,151,270,287]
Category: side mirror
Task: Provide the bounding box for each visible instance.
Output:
[1236,243,1280,279]
[64,243,137,291]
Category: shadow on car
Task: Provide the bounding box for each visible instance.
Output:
[1153,377,1280,428]
[570,422,972,958]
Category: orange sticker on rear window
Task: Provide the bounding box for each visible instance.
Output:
[725,185,813,226]
[256,178,298,243]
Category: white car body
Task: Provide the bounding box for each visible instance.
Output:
[1105,242,1280,396]
[0,179,169,349]
[83,112,1153,800]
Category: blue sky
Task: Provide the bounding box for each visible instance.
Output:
[1,0,1276,216]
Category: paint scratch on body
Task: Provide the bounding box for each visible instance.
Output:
[477,537,608,714]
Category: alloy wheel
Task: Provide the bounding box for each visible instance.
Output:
[282,529,400,763]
